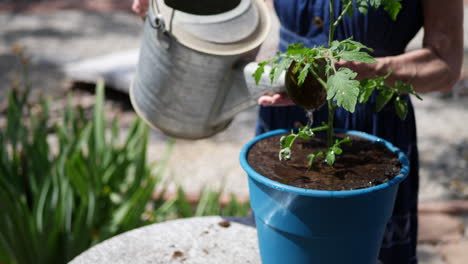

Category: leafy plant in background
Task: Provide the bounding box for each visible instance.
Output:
[150,187,251,223]
[254,0,422,166]
[0,76,161,263]
[0,54,250,264]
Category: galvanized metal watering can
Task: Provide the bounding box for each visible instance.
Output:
[130,0,284,139]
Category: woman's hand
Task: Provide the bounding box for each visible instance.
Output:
[132,0,150,16]
[259,0,464,107]
[258,92,295,106]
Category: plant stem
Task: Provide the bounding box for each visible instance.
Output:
[328,0,335,48]
[329,1,352,44]
[327,0,339,148]
[309,67,327,88]
[327,99,335,148]
[333,1,353,28]
[324,0,352,148]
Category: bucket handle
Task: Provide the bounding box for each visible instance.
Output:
[147,0,174,49]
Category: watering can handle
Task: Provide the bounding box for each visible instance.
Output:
[146,0,173,49]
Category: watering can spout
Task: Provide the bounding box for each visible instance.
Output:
[213,62,286,126]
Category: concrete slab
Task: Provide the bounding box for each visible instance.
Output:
[69,216,260,264]
[70,215,450,264]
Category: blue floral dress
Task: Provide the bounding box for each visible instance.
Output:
[256,1,423,263]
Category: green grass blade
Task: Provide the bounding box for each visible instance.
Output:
[93,79,106,155]
[175,187,193,218]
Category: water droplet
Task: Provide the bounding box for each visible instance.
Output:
[305,110,315,126]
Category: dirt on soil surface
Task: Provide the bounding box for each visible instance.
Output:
[247,133,402,191]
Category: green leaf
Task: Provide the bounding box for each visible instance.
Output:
[358,6,368,14]
[338,38,373,52]
[287,43,306,53]
[323,137,351,166]
[278,125,328,161]
[297,64,311,86]
[356,0,369,14]
[394,96,408,120]
[279,147,292,161]
[329,40,340,51]
[340,51,377,63]
[331,145,343,155]
[340,137,352,145]
[327,67,360,112]
[368,0,401,20]
[359,79,376,103]
[370,0,383,8]
[383,0,402,21]
[298,125,315,138]
[253,62,266,85]
[307,152,323,168]
[280,135,295,149]
[270,58,292,84]
[285,43,316,58]
[326,151,336,166]
[394,80,423,100]
[376,88,396,112]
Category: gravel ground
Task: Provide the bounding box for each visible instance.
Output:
[0,10,141,99]
[415,95,468,200]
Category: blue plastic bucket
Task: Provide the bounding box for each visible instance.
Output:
[240,129,409,264]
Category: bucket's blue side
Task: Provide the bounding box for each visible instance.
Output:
[249,177,399,263]
[240,129,409,264]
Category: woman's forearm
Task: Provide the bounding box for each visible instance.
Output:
[377,47,462,93]
[376,0,463,93]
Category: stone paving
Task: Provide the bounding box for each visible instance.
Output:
[1,2,468,263]
[418,201,468,264]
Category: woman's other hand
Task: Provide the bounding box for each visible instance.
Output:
[132,0,150,16]
[258,93,295,106]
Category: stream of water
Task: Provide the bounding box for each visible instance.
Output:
[305,109,315,127]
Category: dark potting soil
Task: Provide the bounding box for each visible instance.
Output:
[247,133,401,191]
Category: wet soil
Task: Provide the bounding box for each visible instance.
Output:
[247,133,402,191]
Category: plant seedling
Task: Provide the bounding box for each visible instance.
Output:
[254,0,422,166]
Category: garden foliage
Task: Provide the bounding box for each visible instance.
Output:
[0,61,249,264]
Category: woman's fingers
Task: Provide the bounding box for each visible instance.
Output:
[132,0,150,16]
[336,59,377,80]
[258,93,295,106]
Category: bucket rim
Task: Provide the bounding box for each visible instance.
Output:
[239,129,410,198]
